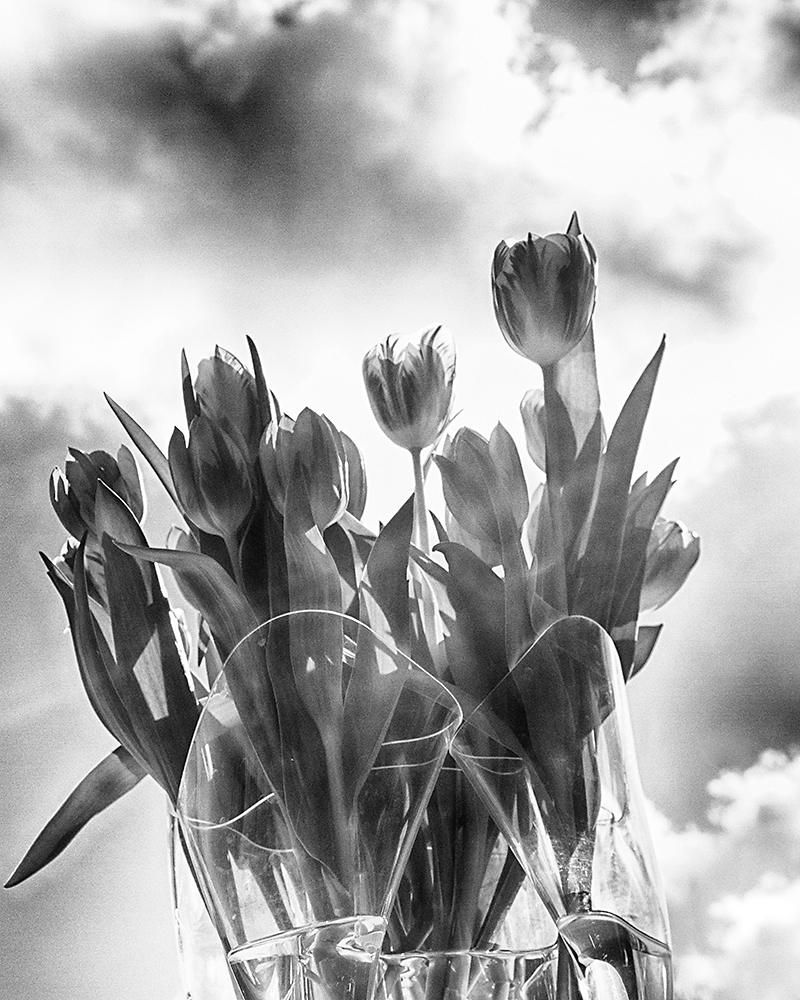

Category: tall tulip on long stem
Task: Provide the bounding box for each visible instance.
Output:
[362,326,456,641]
[492,213,597,611]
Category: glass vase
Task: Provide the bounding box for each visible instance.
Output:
[176,609,463,1000]
[451,615,672,1000]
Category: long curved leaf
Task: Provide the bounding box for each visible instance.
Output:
[5,747,146,887]
[105,393,180,510]
[573,338,666,627]
[115,543,259,661]
[42,547,149,776]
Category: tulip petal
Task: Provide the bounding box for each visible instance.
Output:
[629,623,663,680]
[49,469,85,539]
[247,335,273,431]
[115,445,145,522]
[341,431,367,520]
[5,746,147,887]
[489,423,529,532]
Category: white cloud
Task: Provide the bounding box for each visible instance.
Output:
[653,750,800,999]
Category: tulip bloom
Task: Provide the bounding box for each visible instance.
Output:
[168,415,254,538]
[259,408,350,530]
[639,517,700,613]
[492,216,597,367]
[362,325,455,452]
[50,445,144,538]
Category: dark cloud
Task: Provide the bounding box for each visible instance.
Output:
[762,7,800,111]
[522,0,683,84]
[15,6,468,269]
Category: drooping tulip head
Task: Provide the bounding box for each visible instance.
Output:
[639,517,701,613]
[492,213,597,367]
[362,325,455,451]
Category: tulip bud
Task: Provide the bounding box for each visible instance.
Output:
[492,214,597,367]
[519,389,547,471]
[639,517,700,613]
[168,415,254,537]
[193,346,263,462]
[259,408,349,530]
[362,325,455,451]
[51,446,144,537]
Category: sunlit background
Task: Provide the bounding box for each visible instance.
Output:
[1,1,800,997]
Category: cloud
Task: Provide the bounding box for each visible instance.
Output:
[629,394,800,822]
[654,750,800,999]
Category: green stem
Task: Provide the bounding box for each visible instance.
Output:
[411,447,430,553]
[541,366,569,612]
[322,728,355,899]
[223,531,246,591]
[410,447,439,655]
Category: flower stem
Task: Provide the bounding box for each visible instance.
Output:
[223,531,246,591]
[410,448,439,658]
[410,448,430,554]
[541,365,569,612]
[322,728,355,896]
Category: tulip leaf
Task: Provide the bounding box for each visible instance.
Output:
[341,431,368,520]
[573,337,666,628]
[470,430,533,665]
[283,460,344,725]
[5,746,147,888]
[341,621,407,810]
[608,458,678,637]
[436,433,501,545]
[180,349,200,426]
[551,323,601,457]
[541,370,577,489]
[247,335,272,430]
[102,535,199,797]
[563,411,604,566]
[432,542,511,703]
[359,495,415,649]
[41,547,150,776]
[488,423,529,531]
[323,522,358,617]
[115,445,145,522]
[105,394,181,511]
[114,543,259,662]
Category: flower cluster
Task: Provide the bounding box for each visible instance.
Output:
[9,214,699,990]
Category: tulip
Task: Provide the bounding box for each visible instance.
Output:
[639,517,700,613]
[259,408,350,530]
[191,346,264,463]
[50,445,144,538]
[362,325,455,452]
[519,389,547,471]
[168,415,254,539]
[492,214,597,367]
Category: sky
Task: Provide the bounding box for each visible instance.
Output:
[1,0,800,998]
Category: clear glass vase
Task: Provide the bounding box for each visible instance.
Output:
[451,615,672,1000]
[175,609,463,1000]
[376,947,559,1000]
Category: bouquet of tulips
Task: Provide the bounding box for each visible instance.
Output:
[7,213,699,1000]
